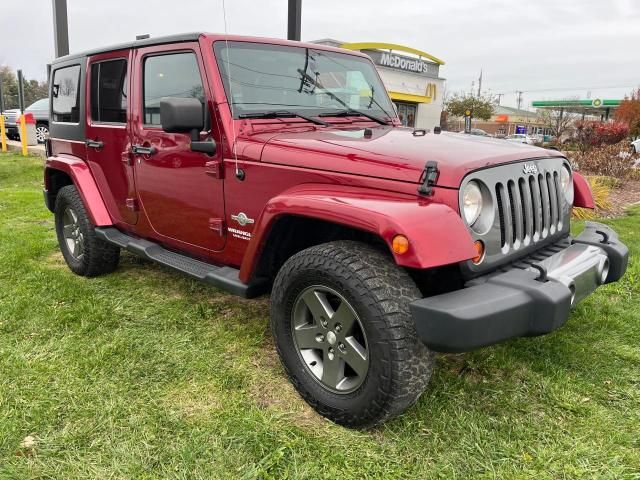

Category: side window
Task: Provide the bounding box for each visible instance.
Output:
[52,65,81,123]
[91,59,128,123]
[143,52,204,125]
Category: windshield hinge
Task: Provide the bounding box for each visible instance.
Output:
[417,161,439,196]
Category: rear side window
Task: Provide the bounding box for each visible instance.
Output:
[90,59,128,123]
[143,52,204,125]
[52,65,81,123]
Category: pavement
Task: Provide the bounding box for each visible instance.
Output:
[3,139,46,157]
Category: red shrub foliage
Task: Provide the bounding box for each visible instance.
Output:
[615,88,640,138]
[575,121,629,152]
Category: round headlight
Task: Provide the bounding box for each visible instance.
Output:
[560,165,573,201]
[463,181,483,226]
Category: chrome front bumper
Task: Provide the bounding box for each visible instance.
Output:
[410,222,629,352]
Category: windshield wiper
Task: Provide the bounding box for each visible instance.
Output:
[318,109,389,126]
[238,110,329,126]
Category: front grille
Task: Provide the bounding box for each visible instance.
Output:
[494,170,564,251]
[459,158,571,275]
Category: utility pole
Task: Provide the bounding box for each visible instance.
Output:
[495,93,503,106]
[0,80,4,113]
[477,69,482,97]
[516,91,523,111]
[52,0,70,58]
[287,0,302,41]
[17,70,25,113]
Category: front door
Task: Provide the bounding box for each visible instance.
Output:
[131,43,226,252]
[85,50,137,225]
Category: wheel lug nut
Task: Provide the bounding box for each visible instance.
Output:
[338,342,346,352]
[320,317,328,328]
[316,334,325,343]
[335,323,342,332]
[327,347,335,360]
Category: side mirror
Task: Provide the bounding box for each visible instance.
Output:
[160,97,216,156]
[160,97,204,135]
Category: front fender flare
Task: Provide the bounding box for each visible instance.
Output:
[239,184,477,283]
[45,155,113,226]
[573,171,595,209]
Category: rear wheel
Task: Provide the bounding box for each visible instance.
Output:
[54,185,120,276]
[35,123,49,143]
[270,241,434,428]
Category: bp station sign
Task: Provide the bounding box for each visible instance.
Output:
[365,50,440,77]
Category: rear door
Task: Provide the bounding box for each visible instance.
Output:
[130,42,226,252]
[85,50,137,225]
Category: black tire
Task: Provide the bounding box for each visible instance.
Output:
[270,241,434,428]
[54,185,120,277]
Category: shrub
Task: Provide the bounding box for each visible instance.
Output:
[575,121,629,152]
[572,176,612,219]
[572,141,636,179]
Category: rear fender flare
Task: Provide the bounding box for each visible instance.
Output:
[45,155,113,226]
[239,184,477,283]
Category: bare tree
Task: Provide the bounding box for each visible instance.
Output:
[538,108,578,142]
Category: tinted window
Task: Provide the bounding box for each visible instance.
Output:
[52,65,81,123]
[143,53,203,125]
[91,59,128,123]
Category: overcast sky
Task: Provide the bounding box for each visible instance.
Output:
[2,0,639,109]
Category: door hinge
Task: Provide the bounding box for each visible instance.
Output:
[209,217,225,236]
[126,198,139,211]
[205,160,223,179]
[121,150,133,166]
[418,160,439,196]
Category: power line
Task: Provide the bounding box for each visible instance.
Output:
[495,83,638,95]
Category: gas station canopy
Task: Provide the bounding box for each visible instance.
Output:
[531,99,621,119]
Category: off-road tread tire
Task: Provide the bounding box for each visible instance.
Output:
[54,185,120,277]
[270,240,434,428]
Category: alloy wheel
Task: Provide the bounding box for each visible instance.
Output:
[35,126,49,143]
[291,285,369,393]
[62,206,85,259]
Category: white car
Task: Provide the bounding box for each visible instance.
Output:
[505,134,536,145]
[632,138,640,154]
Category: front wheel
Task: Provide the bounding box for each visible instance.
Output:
[270,241,434,428]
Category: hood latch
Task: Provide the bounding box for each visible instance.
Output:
[418,161,439,196]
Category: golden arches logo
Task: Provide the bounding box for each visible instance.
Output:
[426,83,437,100]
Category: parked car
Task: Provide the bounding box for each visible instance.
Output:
[505,133,536,144]
[632,138,640,154]
[2,98,50,143]
[459,128,490,136]
[42,33,629,428]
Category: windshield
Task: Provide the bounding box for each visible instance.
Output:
[214,41,396,120]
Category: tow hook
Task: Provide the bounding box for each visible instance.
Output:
[418,160,439,196]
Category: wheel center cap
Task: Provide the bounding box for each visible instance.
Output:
[326,331,337,345]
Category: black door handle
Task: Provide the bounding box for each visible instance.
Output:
[131,145,157,155]
[85,139,104,149]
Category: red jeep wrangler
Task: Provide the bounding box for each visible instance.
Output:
[43,33,628,427]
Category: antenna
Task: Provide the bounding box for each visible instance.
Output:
[221,0,241,179]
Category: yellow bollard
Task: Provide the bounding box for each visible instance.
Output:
[0,115,6,153]
[19,114,28,156]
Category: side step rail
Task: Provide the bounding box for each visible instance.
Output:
[95,227,267,298]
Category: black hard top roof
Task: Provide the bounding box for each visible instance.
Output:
[51,32,203,64]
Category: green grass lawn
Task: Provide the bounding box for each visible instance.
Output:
[1,153,638,479]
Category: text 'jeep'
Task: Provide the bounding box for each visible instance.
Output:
[43,33,628,427]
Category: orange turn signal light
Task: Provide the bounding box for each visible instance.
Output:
[472,240,485,264]
[392,235,410,255]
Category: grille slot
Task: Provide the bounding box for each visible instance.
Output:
[492,165,565,251]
